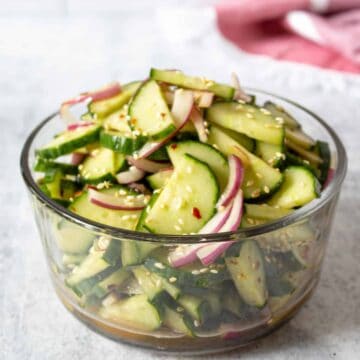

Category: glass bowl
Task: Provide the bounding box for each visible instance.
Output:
[20,89,347,354]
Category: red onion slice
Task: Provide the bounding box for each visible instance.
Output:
[190,106,208,143]
[88,188,147,210]
[168,244,207,268]
[136,90,193,159]
[323,168,335,189]
[171,89,194,128]
[70,152,87,165]
[67,121,94,131]
[60,104,79,124]
[115,166,145,184]
[193,91,214,108]
[127,157,172,173]
[196,190,244,265]
[217,155,244,208]
[198,203,232,234]
[231,72,252,103]
[82,82,121,102]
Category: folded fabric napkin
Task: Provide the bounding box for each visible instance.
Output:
[216,0,360,73]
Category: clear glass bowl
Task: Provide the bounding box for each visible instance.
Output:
[20,90,347,354]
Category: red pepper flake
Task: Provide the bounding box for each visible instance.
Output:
[192,207,202,219]
[170,143,177,150]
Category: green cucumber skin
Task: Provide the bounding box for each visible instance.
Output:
[36,126,101,159]
[100,130,147,155]
[315,141,331,186]
[34,157,78,175]
[128,79,176,140]
[102,240,122,266]
[144,258,230,289]
[150,68,235,100]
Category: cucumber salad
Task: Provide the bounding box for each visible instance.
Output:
[34,69,332,339]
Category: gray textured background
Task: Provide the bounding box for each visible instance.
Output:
[1,2,359,359]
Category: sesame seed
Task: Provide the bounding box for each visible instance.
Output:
[246,180,254,187]
[122,215,130,221]
[210,269,218,274]
[275,116,284,124]
[178,218,184,225]
[154,262,165,269]
[237,99,246,104]
[260,108,271,115]
[200,268,208,273]
[236,104,244,110]
[251,189,261,198]
[255,172,263,179]
[203,121,208,127]
[174,225,182,231]
[78,165,83,170]
[176,307,184,312]
[186,166,193,174]
[191,270,200,275]
[263,185,270,193]
[212,144,219,150]
[153,189,161,194]
[169,277,177,283]
[155,279,162,288]
[185,186,193,193]
[193,320,200,327]
[131,214,138,220]
[246,113,254,119]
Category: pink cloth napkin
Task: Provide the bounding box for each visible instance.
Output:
[216,0,360,73]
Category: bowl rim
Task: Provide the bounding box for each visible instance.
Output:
[20,88,347,244]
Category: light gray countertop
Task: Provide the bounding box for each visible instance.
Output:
[1,8,359,360]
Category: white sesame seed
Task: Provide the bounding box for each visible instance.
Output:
[186,186,193,193]
[169,277,177,283]
[210,269,218,274]
[193,320,200,327]
[174,225,182,231]
[154,262,165,269]
[199,268,208,273]
[178,218,184,225]
[191,270,200,275]
[246,113,254,119]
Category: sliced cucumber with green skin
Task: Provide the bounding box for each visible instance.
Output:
[285,151,318,176]
[145,154,219,235]
[285,128,315,150]
[34,157,78,175]
[68,187,142,229]
[202,292,222,317]
[222,285,245,318]
[263,101,300,129]
[147,146,170,161]
[66,249,119,296]
[244,204,293,221]
[128,80,176,140]
[62,253,86,267]
[268,166,320,209]
[99,294,162,331]
[43,168,63,199]
[102,106,129,132]
[36,124,101,159]
[314,140,331,185]
[79,147,126,184]
[206,102,284,145]
[54,220,94,254]
[163,305,195,336]
[150,68,235,100]
[167,140,229,190]
[177,294,211,323]
[255,141,285,168]
[121,241,140,267]
[144,258,230,289]
[90,268,129,299]
[135,193,159,232]
[102,239,122,266]
[133,266,180,301]
[88,81,141,118]
[146,169,173,190]
[207,124,254,154]
[60,179,79,200]
[100,130,147,155]
[218,126,255,152]
[225,240,268,308]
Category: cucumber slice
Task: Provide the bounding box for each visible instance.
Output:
[68,187,142,229]
[102,106,129,132]
[128,80,175,140]
[285,128,315,150]
[255,141,285,168]
[314,141,331,185]
[62,253,86,267]
[263,101,300,129]
[146,169,173,190]
[285,151,318,175]
[177,294,211,323]
[36,124,101,159]
[135,193,159,232]
[244,204,293,221]
[42,168,63,199]
[121,241,140,267]
[79,147,125,184]
[100,130,147,155]
[34,157,78,175]
[150,68,235,100]
[218,126,255,152]
[54,220,94,254]
[268,166,321,209]
[102,239,122,266]
[133,266,180,301]
[225,240,268,308]
[144,154,219,234]
[88,81,141,118]
[163,305,194,336]
[144,258,230,289]
[99,294,162,331]
[66,249,118,296]
[60,179,79,200]
[206,102,284,145]
[222,285,245,318]
[167,140,229,190]
[90,268,129,299]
